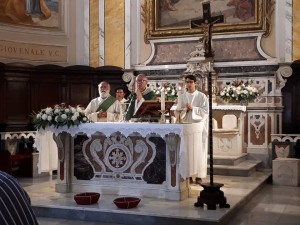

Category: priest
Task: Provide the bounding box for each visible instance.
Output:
[125,74,156,121]
[85,81,122,122]
[176,74,209,184]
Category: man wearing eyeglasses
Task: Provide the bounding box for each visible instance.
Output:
[125,74,156,121]
[177,74,209,185]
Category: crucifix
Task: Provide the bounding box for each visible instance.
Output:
[191,2,224,58]
[190,1,230,210]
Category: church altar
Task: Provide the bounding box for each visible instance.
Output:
[38,122,206,200]
[212,105,247,156]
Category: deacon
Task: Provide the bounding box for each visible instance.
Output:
[177,74,209,185]
[125,74,156,121]
[85,81,122,122]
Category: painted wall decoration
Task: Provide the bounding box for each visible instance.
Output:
[143,0,273,42]
[0,0,60,29]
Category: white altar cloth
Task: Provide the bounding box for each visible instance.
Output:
[34,131,58,174]
[37,122,205,179]
[213,105,247,112]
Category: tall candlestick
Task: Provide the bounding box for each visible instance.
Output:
[135,81,137,92]
[177,86,182,110]
[161,87,165,111]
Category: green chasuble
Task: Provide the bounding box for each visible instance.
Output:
[125,89,156,121]
[96,96,116,112]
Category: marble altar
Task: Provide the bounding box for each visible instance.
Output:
[212,105,246,156]
[38,122,206,200]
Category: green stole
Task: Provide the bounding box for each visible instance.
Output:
[125,90,157,121]
[96,96,116,112]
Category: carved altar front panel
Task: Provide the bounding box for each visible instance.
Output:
[45,122,204,200]
[212,106,246,156]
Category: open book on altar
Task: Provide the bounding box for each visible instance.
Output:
[134,100,175,117]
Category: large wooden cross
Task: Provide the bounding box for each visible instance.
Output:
[191,2,224,58]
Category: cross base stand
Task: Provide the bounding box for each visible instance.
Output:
[194,182,230,210]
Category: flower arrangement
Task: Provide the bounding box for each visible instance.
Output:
[219,80,259,102]
[153,83,178,101]
[32,103,90,130]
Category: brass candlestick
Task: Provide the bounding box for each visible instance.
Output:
[158,110,167,124]
[175,109,183,124]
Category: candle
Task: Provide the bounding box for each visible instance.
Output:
[161,87,165,111]
[177,86,182,110]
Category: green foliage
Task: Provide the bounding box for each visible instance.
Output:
[32,103,91,130]
[220,80,259,102]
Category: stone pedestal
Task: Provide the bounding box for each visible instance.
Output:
[272,158,300,186]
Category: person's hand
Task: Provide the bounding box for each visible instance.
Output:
[186,103,193,111]
[136,89,143,101]
[97,111,107,118]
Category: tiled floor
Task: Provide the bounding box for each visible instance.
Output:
[19,174,300,225]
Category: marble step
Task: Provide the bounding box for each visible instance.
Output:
[210,153,248,166]
[207,159,262,177]
[30,172,272,225]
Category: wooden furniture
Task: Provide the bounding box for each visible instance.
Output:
[0,62,125,132]
[0,149,33,177]
[0,131,36,177]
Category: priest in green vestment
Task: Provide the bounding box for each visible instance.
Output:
[125,74,156,121]
[85,81,122,122]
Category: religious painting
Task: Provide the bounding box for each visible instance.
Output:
[144,0,271,41]
[0,0,61,29]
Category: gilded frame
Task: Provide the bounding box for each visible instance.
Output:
[144,0,271,42]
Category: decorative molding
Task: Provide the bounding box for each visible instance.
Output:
[275,64,293,94]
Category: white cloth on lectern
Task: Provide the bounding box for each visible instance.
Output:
[35,131,58,173]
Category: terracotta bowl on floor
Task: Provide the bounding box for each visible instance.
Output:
[113,197,141,209]
[74,192,100,205]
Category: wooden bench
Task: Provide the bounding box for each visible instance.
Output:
[0,148,33,177]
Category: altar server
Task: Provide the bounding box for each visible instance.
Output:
[0,171,39,225]
[115,86,127,103]
[125,74,156,121]
[177,74,209,184]
[85,81,122,122]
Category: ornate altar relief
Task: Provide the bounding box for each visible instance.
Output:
[81,131,158,182]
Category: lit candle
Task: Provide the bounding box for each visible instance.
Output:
[135,81,137,92]
[177,86,182,110]
[161,87,165,111]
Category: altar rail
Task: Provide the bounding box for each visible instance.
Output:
[271,134,300,159]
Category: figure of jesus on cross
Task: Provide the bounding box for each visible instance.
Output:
[191,2,224,58]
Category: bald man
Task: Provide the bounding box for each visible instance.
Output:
[125,74,156,121]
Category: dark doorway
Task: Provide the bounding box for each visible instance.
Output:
[282,60,300,134]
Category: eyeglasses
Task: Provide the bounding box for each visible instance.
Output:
[136,80,147,84]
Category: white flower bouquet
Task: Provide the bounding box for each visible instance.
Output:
[220,80,259,102]
[153,83,178,101]
[32,103,90,130]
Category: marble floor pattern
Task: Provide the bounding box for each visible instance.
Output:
[18,172,300,225]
